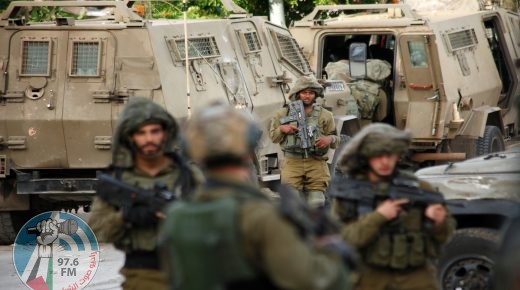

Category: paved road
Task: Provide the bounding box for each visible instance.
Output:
[0,243,125,290]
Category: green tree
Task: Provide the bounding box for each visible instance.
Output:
[0,0,392,22]
[0,0,11,11]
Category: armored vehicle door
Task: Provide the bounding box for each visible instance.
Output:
[265,23,313,100]
[228,21,288,127]
[399,33,445,139]
[1,31,68,168]
[62,31,116,168]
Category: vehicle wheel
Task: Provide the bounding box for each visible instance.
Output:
[0,212,18,245]
[476,126,505,156]
[438,228,499,290]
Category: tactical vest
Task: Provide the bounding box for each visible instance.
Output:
[163,180,279,290]
[281,105,328,156]
[345,175,441,270]
[114,165,180,254]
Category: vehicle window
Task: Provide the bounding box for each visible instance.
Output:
[21,40,50,76]
[240,31,261,53]
[170,36,220,61]
[71,42,100,76]
[408,41,428,68]
[270,30,311,74]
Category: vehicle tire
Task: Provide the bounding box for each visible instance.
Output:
[0,212,18,245]
[438,228,499,290]
[476,125,505,156]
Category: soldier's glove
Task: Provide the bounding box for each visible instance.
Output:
[319,236,361,271]
[122,205,158,227]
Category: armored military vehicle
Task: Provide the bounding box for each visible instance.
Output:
[0,0,354,244]
[416,147,520,289]
[290,2,520,163]
[291,3,520,289]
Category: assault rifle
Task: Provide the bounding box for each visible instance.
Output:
[277,183,338,238]
[277,183,360,270]
[328,174,462,216]
[280,100,314,158]
[95,172,176,214]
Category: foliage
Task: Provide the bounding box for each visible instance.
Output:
[0,0,10,11]
[0,0,390,23]
[136,0,386,22]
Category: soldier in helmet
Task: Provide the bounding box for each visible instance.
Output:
[159,103,350,290]
[331,123,456,290]
[88,97,198,290]
[269,75,339,208]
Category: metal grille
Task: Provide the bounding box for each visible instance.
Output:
[447,29,477,52]
[174,37,220,60]
[71,42,100,76]
[22,41,49,75]
[273,32,311,73]
[244,32,261,52]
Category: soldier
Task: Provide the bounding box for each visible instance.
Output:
[331,123,456,290]
[160,104,350,290]
[269,75,339,208]
[88,97,197,290]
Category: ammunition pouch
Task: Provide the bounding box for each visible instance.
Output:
[332,175,443,270]
[281,105,329,157]
[364,231,430,270]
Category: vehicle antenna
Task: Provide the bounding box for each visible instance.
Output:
[182,0,191,118]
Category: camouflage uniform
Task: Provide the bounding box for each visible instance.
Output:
[160,104,350,290]
[270,76,339,207]
[332,123,456,290]
[324,59,389,125]
[88,97,198,290]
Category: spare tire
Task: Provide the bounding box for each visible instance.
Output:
[476,126,505,156]
[438,228,499,290]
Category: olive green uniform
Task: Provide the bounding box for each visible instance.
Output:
[161,173,350,290]
[332,173,455,290]
[89,166,181,290]
[270,104,338,191]
[88,97,197,290]
[332,123,455,290]
[269,76,339,206]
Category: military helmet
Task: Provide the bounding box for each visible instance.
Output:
[112,97,179,167]
[185,103,262,168]
[288,75,324,101]
[337,123,410,174]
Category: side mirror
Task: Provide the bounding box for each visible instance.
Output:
[349,42,367,79]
